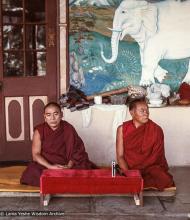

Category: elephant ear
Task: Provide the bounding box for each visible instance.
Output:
[141,4,158,38]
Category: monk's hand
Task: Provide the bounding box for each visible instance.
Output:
[56,164,70,169]
[61,165,70,169]
[67,160,74,169]
[61,164,73,169]
[49,164,65,169]
[49,162,73,169]
[58,161,73,169]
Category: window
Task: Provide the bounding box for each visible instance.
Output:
[1,0,46,77]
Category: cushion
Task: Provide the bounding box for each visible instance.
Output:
[40,169,143,195]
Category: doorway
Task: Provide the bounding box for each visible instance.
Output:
[0,0,58,161]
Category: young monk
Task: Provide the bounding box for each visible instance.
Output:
[116,98,175,190]
[20,102,96,186]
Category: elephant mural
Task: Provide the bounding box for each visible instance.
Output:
[101,0,190,86]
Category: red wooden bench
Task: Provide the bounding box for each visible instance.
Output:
[40,169,143,206]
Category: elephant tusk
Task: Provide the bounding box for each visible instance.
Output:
[107,27,122,33]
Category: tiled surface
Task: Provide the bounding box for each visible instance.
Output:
[0,167,189,220]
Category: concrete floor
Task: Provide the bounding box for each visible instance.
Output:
[0,167,189,220]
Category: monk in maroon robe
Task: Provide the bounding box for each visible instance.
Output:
[20,102,96,186]
[116,98,174,190]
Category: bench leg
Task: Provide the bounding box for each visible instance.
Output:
[134,192,143,206]
[139,191,143,206]
[134,194,140,206]
[40,193,44,206]
[40,194,51,206]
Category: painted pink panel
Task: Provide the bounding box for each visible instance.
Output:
[33,99,45,128]
[8,100,22,139]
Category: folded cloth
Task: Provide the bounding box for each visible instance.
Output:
[81,105,127,140]
[178,82,190,100]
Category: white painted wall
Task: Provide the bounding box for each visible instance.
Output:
[64,105,190,167]
[127,106,190,167]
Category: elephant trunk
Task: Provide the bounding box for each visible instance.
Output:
[101,31,121,64]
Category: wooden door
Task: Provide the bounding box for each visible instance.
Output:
[0,0,58,161]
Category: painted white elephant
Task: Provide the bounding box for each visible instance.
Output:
[101,0,190,86]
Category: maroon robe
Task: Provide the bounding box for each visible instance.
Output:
[20,120,96,186]
[123,119,174,190]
